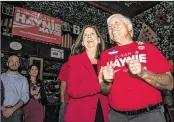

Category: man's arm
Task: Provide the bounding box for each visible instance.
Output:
[12,99,24,111]
[60,81,66,102]
[138,67,173,90]
[20,77,30,104]
[0,105,5,111]
[3,100,24,118]
[13,77,30,111]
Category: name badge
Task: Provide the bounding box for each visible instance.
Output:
[108,50,118,55]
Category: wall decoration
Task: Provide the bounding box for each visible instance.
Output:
[138,23,158,45]
[1,3,14,37]
[61,33,75,49]
[9,41,22,50]
[20,1,111,41]
[51,48,64,59]
[12,7,62,45]
[132,2,174,60]
[1,3,14,16]
[155,11,167,26]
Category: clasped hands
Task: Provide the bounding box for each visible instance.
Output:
[1,106,15,118]
[98,63,115,83]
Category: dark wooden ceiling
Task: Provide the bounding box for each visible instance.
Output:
[86,1,161,18]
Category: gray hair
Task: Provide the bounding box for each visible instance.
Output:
[107,14,133,38]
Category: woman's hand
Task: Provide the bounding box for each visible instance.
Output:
[30,87,39,96]
[34,93,41,100]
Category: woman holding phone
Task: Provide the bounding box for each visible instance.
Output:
[23,64,48,122]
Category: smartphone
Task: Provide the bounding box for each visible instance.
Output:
[36,86,40,92]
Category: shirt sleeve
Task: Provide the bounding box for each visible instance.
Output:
[146,44,173,73]
[58,62,68,82]
[20,77,29,104]
[1,80,4,104]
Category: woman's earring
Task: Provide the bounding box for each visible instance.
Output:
[98,40,100,44]
[82,42,84,46]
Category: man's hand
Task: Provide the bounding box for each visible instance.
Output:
[98,64,113,95]
[2,107,15,118]
[102,64,114,82]
[98,64,114,83]
[0,105,5,111]
[126,59,144,75]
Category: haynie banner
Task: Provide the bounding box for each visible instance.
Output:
[12,7,62,44]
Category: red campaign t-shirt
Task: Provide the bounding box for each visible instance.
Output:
[58,62,69,103]
[100,42,173,111]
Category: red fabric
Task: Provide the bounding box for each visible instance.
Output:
[100,42,173,111]
[58,62,69,103]
[23,99,45,122]
[64,52,110,122]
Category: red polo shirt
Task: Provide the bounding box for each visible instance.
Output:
[100,42,172,111]
[58,62,69,103]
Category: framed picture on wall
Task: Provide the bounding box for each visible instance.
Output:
[29,57,43,80]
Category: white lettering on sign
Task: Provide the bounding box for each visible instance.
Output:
[51,48,64,59]
[15,12,61,36]
[73,25,80,35]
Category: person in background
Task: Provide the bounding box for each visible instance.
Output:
[1,55,29,122]
[58,62,69,122]
[100,13,173,122]
[23,64,48,122]
[64,25,110,122]
[1,80,5,112]
[58,44,75,122]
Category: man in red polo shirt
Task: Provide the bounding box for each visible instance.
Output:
[58,62,69,122]
[100,14,173,122]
